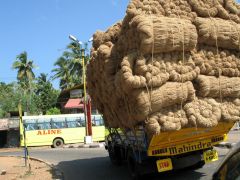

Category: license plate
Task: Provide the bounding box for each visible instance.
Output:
[203,149,218,163]
[156,158,173,172]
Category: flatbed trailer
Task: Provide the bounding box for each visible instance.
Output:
[105,122,234,179]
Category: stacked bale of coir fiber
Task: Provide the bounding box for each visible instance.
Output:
[87,0,240,136]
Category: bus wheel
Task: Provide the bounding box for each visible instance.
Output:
[53,138,64,148]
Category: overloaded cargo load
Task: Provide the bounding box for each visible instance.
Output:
[87,0,240,137]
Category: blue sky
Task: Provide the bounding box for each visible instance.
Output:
[0,0,129,88]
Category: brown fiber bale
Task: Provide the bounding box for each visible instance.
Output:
[92,22,122,49]
[145,52,201,82]
[127,81,195,121]
[159,105,188,130]
[167,60,200,82]
[194,17,240,50]
[193,46,240,77]
[196,75,240,98]
[130,15,198,54]
[220,98,240,122]
[184,98,221,128]
[134,53,200,83]
[127,0,199,21]
[145,105,188,136]
[145,114,161,137]
[188,0,240,22]
[115,53,170,93]
[188,0,219,17]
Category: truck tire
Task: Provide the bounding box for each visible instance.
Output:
[127,150,142,180]
[191,160,205,170]
[108,144,122,166]
[53,138,64,148]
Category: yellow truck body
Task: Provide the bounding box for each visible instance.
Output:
[148,122,233,156]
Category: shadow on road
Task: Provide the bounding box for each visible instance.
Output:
[57,156,130,180]
[56,156,207,180]
[152,169,207,180]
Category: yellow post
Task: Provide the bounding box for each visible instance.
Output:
[18,103,30,169]
[18,103,24,146]
[81,49,88,136]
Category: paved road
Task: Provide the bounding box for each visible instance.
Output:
[0,147,230,180]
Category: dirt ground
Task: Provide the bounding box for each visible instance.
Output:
[0,156,53,180]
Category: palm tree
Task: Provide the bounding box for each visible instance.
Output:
[67,41,90,84]
[12,51,36,88]
[52,57,74,90]
[67,42,82,84]
[12,51,37,113]
[35,73,48,93]
[53,41,90,89]
[38,73,47,82]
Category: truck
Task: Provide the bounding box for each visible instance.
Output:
[105,122,234,179]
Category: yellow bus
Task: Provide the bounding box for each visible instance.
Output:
[20,114,105,148]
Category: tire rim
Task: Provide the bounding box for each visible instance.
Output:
[56,141,61,146]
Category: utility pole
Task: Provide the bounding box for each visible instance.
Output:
[69,34,92,144]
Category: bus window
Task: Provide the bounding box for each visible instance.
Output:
[25,123,37,131]
[51,121,66,129]
[93,115,104,126]
[66,117,83,128]
[67,121,77,128]
[100,117,104,126]
[51,117,66,129]
[37,122,51,130]
[66,117,76,122]
[78,120,85,127]
[92,116,96,126]
[76,117,85,127]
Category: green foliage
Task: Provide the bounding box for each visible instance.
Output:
[0,75,59,117]
[33,73,60,115]
[0,108,6,118]
[46,107,61,115]
[0,82,22,117]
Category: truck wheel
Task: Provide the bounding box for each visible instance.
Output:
[53,138,64,148]
[127,151,141,180]
[108,144,122,165]
[191,160,205,170]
